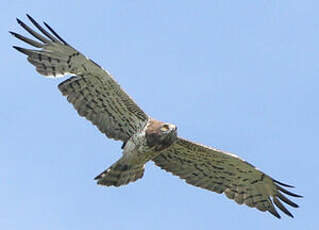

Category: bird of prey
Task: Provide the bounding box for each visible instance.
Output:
[11,14,302,219]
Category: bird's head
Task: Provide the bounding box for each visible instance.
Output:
[145,119,178,151]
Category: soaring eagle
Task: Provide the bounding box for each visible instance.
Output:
[11,14,302,219]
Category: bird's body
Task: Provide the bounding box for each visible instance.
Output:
[11,14,302,219]
[95,119,178,186]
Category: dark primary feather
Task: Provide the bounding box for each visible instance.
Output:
[26,14,58,43]
[273,179,295,188]
[9,31,43,48]
[16,17,49,43]
[43,21,69,45]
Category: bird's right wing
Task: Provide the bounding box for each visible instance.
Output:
[11,14,149,142]
[153,137,302,218]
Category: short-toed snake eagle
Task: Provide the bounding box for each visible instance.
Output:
[11,14,302,219]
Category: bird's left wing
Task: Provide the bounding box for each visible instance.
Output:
[152,137,302,218]
[11,15,149,142]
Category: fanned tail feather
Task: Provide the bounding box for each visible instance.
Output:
[95,160,145,187]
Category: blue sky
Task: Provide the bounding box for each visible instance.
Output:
[1,0,317,229]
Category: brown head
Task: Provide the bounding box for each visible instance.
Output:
[145,119,178,151]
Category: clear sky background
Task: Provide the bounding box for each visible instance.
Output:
[1,0,318,229]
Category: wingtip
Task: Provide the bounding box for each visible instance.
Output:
[273,179,295,188]
[12,45,20,50]
[26,13,32,20]
[273,212,281,219]
[94,175,101,180]
[285,209,294,218]
[9,31,19,38]
[294,194,303,198]
[26,14,39,26]
[12,46,29,55]
[16,17,23,24]
[276,184,303,198]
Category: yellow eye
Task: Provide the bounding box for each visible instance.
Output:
[160,124,169,132]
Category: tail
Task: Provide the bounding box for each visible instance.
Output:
[95,159,145,187]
